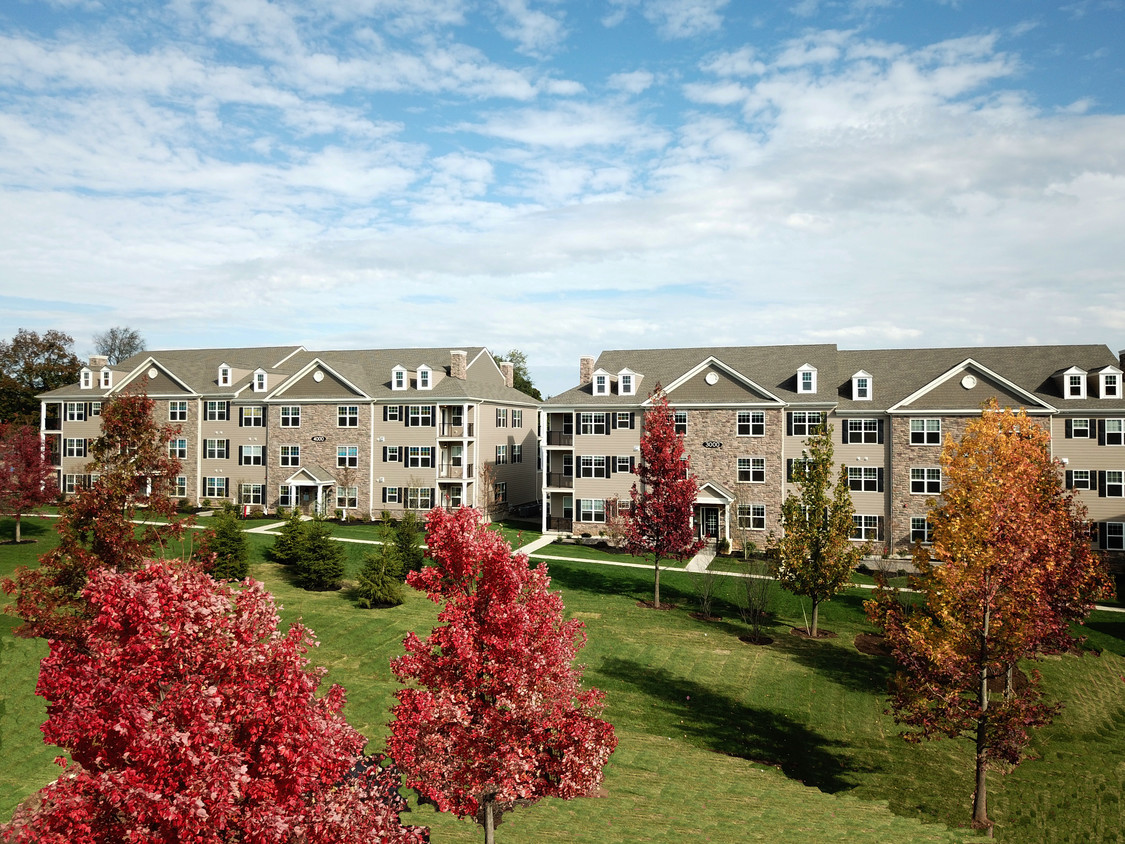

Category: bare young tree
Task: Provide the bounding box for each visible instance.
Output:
[92,326,146,365]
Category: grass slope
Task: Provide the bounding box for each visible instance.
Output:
[2,514,1123,842]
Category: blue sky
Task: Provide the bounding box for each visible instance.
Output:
[1,0,1123,397]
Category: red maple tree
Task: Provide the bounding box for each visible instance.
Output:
[624,387,703,608]
[4,387,192,642]
[387,507,617,844]
[0,559,428,844]
[867,401,1112,830]
[0,423,56,544]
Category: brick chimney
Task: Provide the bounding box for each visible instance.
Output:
[89,355,108,368]
[579,355,595,386]
[499,361,514,388]
[450,350,467,380]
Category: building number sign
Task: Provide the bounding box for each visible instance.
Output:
[310,435,327,442]
[702,441,722,449]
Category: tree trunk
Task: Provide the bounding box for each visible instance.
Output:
[810,598,820,637]
[653,557,661,609]
[973,605,991,828]
[483,799,495,844]
[14,514,21,543]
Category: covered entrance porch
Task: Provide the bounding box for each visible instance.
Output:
[694,481,735,544]
[281,465,336,516]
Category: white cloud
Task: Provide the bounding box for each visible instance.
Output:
[643,0,729,38]
[492,0,567,56]
[607,70,656,94]
[461,101,671,150]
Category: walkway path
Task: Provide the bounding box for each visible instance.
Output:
[685,543,717,573]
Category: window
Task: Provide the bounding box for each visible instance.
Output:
[205,401,229,422]
[406,487,433,510]
[173,476,187,498]
[513,409,523,428]
[910,517,932,544]
[1106,470,1124,497]
[408,405,434,427]
[338,405,359,427]
[280,445,300,467]
[798,365,817,393]
[496,408,508,427]
[738,457,765,483]
[385,405,401,422]
[205,439,228,460]
[280,406,300,427]
[384,486,401,504]
[254,371,266,392]
[279,486,293,508]
[911,467,942,495]
[737,411,765,437]
[336,486,358,509]
[392,366,406,390]
[910,418,941,445]
[418,366,431,390]
[1106,419,1124,446]
[847,419,880,444]
[1069,374,1084,398]
[674,411,687,435]
[1105,373,1120,398]
[337,446,358,468]
[616,456,633,473]
[579,413,607,435]
[204,477,229,498]
[616,412,633,429]
[80,370,92,389]
[847,467,880,492]
[64,438,87,458]
[620,374,633,395]
[790,411,822,437]
[512,444,523,464]
[494,482,507,504]
[1106,523,1124,551]
[100,369,112,389]
[169,401,188,422]
[409,446,433,468]
[579,456,608,478]
[594,374,608,395]
[496,445,508,464]
[852,515,881,541]
[90,402,101,416]
[1069,418,1091,438]
[738,504,766,531]
[219,366,231,387]
[579,499,606,522]
[1069,469,1092,490]
[64,474,86,493]
[169,438,187,459]
[237,445,262,466]
[239,484,263,505]
[444,487,463,509]
[65,402,85,421]
[384,446,400,463]
[239,406,263,427]
[854,376,870,400]
[787,458,812,482]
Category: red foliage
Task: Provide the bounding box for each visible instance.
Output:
[0,423,56,543]
[3,388,194,642]
[0,560,427,844]
[624,388,704,608]
[388,507,617,839]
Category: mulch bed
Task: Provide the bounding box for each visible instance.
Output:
[739,634,775,646]
[636,601,677,610]
[690,612,723,622]
[790,627,838,640]
[854,632,893,657]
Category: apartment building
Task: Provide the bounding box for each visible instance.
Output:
[541,344,1125,560]
[40,346,538,519]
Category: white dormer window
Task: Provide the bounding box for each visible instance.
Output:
[618,369,635,396]
[253,369,267,393]
[80,368,92,389]
[100,368,112,389]
[798,363,817,394]
[1059,366,1087,400]
[1100,367,1122,399]
[592,369,610,396]
[851,370,872,401]
[418,365,432,390]
[392,365,407,391]
[218,364,232,388]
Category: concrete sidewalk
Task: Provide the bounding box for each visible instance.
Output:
[685,543,716,573]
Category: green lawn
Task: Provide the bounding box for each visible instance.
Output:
[531,541,684,568]
[3,513,1124,842]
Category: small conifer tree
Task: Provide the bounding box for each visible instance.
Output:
[297,516,346,591]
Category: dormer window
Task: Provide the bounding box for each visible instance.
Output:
[851,370,872,401]
[100,368,112,389]
[80,368,92,389]
[593,369,610,396]
[1059,366,1087,400]
[618,369,635,396]
[218,364,232,388]
[253,369,267,393]
[1100,367,1122,399]
[392,365,407,391]
[798,363,817,394]
[418,365,432,390]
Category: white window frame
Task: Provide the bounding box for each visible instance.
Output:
[1071,418,1091,438]
[336,486,359,509]
[1068,372,1086,399]
[408,405,433,427]
[239,483,264,506]
[384,487,401,505]
[386,405,401,422]
[205,439,228,460]
[241,406,264,427]
[240,445,264,466]
[1107,419,1124,446]
[847,467,879,492]
[1071,469,1092,490]
[512,444,523,464]
[579,498,606,522]
[910,418,941,445]
[579,413,607,435]
[100,368,112,389]
[849,419,880,444]
[65,402,85,421]
[337,405,359,427]
[496,408,508,428]
[791,411,822,437]
[418,365,432,390]
[280,406,301,427]
[169,400,188,422]
[90,401,101,417]
[204,477,228,499]
[852,514,880,541]
[1103,372,1120,399]
[737,411,765,437]
[494,482,507,504]
[337,445,359,468]
[392,366,407,391]
[798,364,817,394]
[408,446,433,468]
[1106,522,1124,551]
[619,373,634,395]
[910,516,932,544]
[615,455,632,473]
[674,411,687,435]
[496,445,508,465]
[80,369,92,389]
[280,445,300,467]
[910,467,942,495]
[169,438,187,460]
[738,504,766,531]
[512,409,523,428]
[218,365,232,388]
[406,487,433,510]
[851,372,871,401]
[1106,470,1124,498]
[64,438,87,458]
[737,457,765,483]
[173,476,187,498]
[253,371,266,393]
[205,401,229,422]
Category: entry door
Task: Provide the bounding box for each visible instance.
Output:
[300,487,315,515]
[701,506,720,539]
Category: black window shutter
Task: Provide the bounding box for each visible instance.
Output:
[610,413,617,430]
[403,448,408,465]
[402,406,407,427]
[382,446,388,462]
[786,459,793,482]
[605,414,611,435]
[606,457,613,478]
[225,440,230,458]
[430,487,435,506]
[223,478,230,497]
[383,406,388,421]
[1099,522,1107,548]
[629,413,636,429]
[877,516,884,542]
[630,456,636,472]
[841,423,849,444]
[877,468,884,492]
[1065,419,1073,438]
[239,407,244,425]
[1098,471,1107,497]
[878,420,885,444]
[786,413,793,436]
[1098,419,1106,445]
[430,406,436,426]
[382,487,387,503]
[239,446,245,464]
[1065,470,1073,488]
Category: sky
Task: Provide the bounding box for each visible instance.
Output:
[1,0,1123,398]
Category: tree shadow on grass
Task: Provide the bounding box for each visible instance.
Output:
[0,517,53,542]
[599,657,869,793]
[769,632,896,695]
[545,563,694,607]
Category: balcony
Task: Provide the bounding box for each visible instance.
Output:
[546,431,573,447]
[548,516,573,533]
[438,463,474,480]
[546,473,573,489]
[439,423,474,437]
